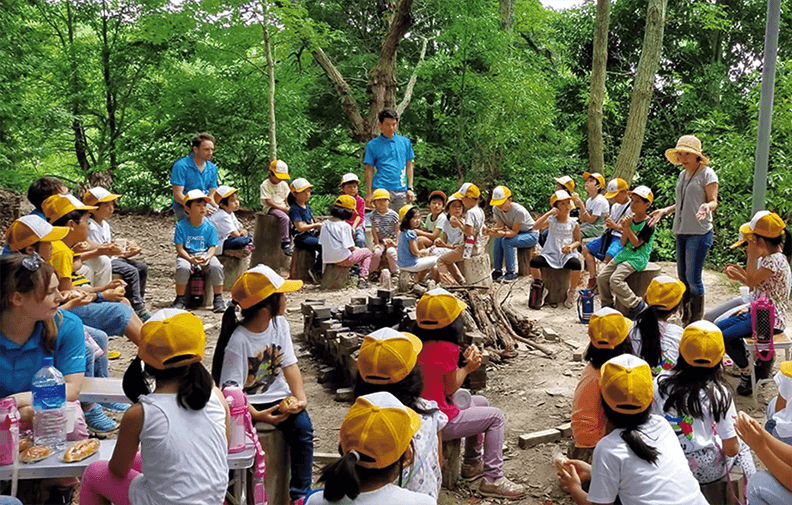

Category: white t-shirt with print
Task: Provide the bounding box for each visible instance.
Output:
[652,371,737,456]
[752,252,792,331]
[629,322,683,374]
[207,208,241,255]
[304,483,435,505]
[588,414,708,505]
[319,219,354,265]
[401,398,448,499]
[218,316,297,404]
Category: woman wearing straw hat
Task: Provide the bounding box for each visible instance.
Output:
[650,135,719,325]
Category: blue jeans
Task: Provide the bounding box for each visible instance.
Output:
[353,226,366,248]
[84,326,109,378]
[747,470,792,505]
[69,301,133,338]
[716,312,751,368]
[222,235,252,250]
[0,496,22,505]
[255,401,314,500]
[493,232,538,274]
[676,231,713,296]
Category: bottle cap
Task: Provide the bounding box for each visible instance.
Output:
[41,356,54,367]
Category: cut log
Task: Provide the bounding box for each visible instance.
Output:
[614,262,661,316]
[321,264,351,289]
[461,254,493,287]
[517,246,535,277]
[289,247,316,282]
[441,439,462,489]
[540,267,571,305]
[217,254,250,291]
[250,212,290,273]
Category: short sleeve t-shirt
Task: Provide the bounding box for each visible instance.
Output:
[588,415,709,505]
[0,310,85,397]
[305,483,435,505]
[170,155,219,205]
[613,219,655,271]
[673,166,719,235]
[370,209,399,243]
[345,195,366,229]
[570,363,606,448]
[363,134,415,191]
[580,195,609,238]
[442,216,464,246]
[629,322,683,374]
[173,219,218,255]
[318,219,354,264]
[752,252,791,331]
[397,230,418,268]
[207,209,241,255]
[50,240,75,281]
[88,218,112,244]
[492,202,536,233]
[218,316,297,404]
[289,204,315,236]
[417,340,461,421]
[653,372,737,456]
[424,212,447,234]
[259,179,290,213]
[608,201,632,238]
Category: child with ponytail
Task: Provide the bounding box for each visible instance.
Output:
[212,265,314,502]
[557,354,708,505]
[306,392,434,504]
[80,309,230,505]
[629,276,685,374]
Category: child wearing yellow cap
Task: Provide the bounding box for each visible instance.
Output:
[339,173,367,248]
[306,392,433,504]
[629,276,686,374]
[483,185,538,282]
[653,321,755,484]
[558,354,709,505]
[437,183,486,285]
[207,185,253,256]
[412,288,525,499]
[369,188,400,278]
[80,309,230,505]
[571,172,609,239]
[353,327,447,498]
[582,178,631,291]
[397,205,440,283]
[260,159,293,255]
[570,308,634,462]
[319,195,374,288]
[717,210,792,396]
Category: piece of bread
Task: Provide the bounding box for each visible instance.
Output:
[21,445,52,463]
[18,436,32,453]
[277,395,298,413]
[63,439,100,463]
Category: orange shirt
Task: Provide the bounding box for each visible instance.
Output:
[570,363,607,448]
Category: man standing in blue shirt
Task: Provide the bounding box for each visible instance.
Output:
[364,109,415,210]
[170,133,219,220]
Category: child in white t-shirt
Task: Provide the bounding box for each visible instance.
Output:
[318,195,373,289]
[630,276,685,374]
[207,185,252,257]
[259,160,292,255]
[571,172,609,239]
[438,183,485,285]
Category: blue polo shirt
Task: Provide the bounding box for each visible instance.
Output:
[170,154,219,204]
[364,133,415,191]
[0,310,85,398]
[174,218,218,254]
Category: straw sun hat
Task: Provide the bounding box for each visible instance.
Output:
[665,135,709,166]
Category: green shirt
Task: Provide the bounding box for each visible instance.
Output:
[613,219,655,271]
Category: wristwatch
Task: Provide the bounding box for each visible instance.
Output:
[407,186,414,191]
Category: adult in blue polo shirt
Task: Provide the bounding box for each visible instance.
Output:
[364,109,415,211]
[170,133,219,220]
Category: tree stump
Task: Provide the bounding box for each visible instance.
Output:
[289,248,316,282]
[441,438,462,490]
[517,247,535,277]
[217,254,249,291]
[397,270,416,293]
[614,262,661,316]
[321,264,351,289]
[461,254,492,286]
[541,267,571,306]
[250,212,290,273]
[256,423,290,505]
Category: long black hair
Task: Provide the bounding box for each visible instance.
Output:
[584,339,635,369]
[411,316,465,347]
[330,204,353,221]
[211,293,283,386]
[353,365,437,416]
[123,356,213,410]
[756,228,792,262]
[601,400,659,465]
[399,207,419,232]
[657,355,732,422]
[634,303,679,368]
[318,447,407,502]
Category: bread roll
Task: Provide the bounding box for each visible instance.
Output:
[63,438,100,463]
[21,445,52,463]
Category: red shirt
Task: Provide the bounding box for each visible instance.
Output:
[417,341,460,421]
[345,195,366,229]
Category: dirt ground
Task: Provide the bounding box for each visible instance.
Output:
[103,211,778,505]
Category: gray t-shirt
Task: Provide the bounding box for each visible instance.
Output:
[493,202,536,233]
[672,166,718,235]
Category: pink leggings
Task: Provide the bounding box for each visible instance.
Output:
[336,249,373,278]
[80,452,143,505]
[442,395,505,483]
[268,208,291,243]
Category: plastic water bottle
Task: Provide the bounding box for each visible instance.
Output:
[463,236,475,258]
[32,357,67,451]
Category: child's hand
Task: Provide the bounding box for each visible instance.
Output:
[450,216,463,228]
[561,244,572,254]
[385,238,396,248]
[549,208,559,217]
[734,411,767,450]
[462,345,482,372]
[285,398,307,414]
[102,290,125,303]
[105,279,126,291]
[72,241,91,253]
[620,215,632,230]
[418,249,428,257]
[104,243,125,256]
[255,404,290,426]
[557,462,583,494]
[240,228,248,237]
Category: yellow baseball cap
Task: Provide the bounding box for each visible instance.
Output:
[213,185,239,205]
[446,193,463,209]
[83,187,120,206]
[335,194,357,211]
[588,307,631,349]
[489,185,511,206]
[750,210,786,239]
[780,361,792,377]
[290,178,313,193]
[357,328,423,385]
[645,275,686,310]
[182,189,212,206]
[269,160,290,180]
[340,173,360,186]
[398,204,415,222]
[340,392,421,469]
[554,176,575,193]
[603,178,629,199]
[371,188,391,201]
[600,354,653,414]
[679,320,724,368]
[665,135,709,166]
[138,309,206,370]
[416,287,468,329]
[582,172,606,188]
[5,215,69,252]
[550,190,572,207]
[629,185,654,204]
[730,222,753,249]
[231,265,303,310]
[458,183,480,199]
[42,194,98,223]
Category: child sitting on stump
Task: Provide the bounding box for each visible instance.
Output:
[207,185,252,257]
[339,173,367,248]
[438,183,485,285]
[571,172,609,240]
[260,159,292,255]
[582,178,631,291]
[288,178,323,283]
[484,185,538,282]
[416,190,447,249]
[318,195,373,289]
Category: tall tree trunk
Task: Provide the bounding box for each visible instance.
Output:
[93,10,116,188]
[612,0,667,184]
[66,1,92,175]
[500,0,515,31]
[587,0,609,175]
[262,3,277,160]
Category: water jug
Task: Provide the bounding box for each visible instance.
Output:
[577,289,595,324]
[224,387,248,454]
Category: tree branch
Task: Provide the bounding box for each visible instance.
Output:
[396,36,428,117]
[313,47,367,141]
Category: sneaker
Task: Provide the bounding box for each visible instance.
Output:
[461,461,484,481]
[737,373,753,396]
[478,476,525,500]
[357,278,369,289]
[491,270,503,282]
[281,242,293,256]
[84,404,119,433]
[213,295,227,313]
[502,272,518,282]
[171,296,186,310]
[100,402,129,413]
[136,309,151,322]
[564,289,577,309]
[628,300,648,320]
